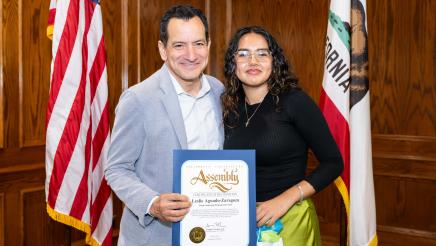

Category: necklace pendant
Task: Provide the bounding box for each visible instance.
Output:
[245,120,249,127]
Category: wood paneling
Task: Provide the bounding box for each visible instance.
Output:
[21,0,51,147]
[2,0,20,149]
[375,177,436,233]
[377,228,436,246]
[1,165,44,244]
[0,0,435,245]
[125,0,139,88]
[101,0,123,126]
[373,135,436,180]
[22,187,68,246]
[0,193,3,246]
[371,134,436,243]
[0,0,4,149]
[206,0,232,81]
[368,0,436,136]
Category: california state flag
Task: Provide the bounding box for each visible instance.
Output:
[319,0,377,245]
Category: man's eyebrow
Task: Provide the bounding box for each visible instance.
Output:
[170,41,186,44]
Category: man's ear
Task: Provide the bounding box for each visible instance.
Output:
[158,40,167,61]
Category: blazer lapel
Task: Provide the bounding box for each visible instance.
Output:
[158,65,188,149]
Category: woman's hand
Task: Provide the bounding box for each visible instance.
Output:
[256,193,294,227]
[256,181,316,227]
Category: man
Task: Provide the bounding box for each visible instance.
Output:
[105,5,223,245]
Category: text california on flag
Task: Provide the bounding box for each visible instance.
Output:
[319,0,377,245]
[45,0,113,245]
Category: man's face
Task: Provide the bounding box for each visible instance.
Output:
[158,16,210,85]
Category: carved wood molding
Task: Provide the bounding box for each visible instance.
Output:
[378,225,436,240]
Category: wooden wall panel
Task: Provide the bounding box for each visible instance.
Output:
[0,193,3,246]
[375,177,436,235]
[126,0,140,87]
[206,0,232,81]
[21,0,51,147]
[368,0,436,136]
[0,0,4,149]
[366,0,436,243]
[0,0,434,245]
[1,167,46,245]
[22,187,68,246]
[101,0,123,126]
[372,134,436,243]
[2,0,19,149]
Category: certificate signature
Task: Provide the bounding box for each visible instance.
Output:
[205,222,227,232]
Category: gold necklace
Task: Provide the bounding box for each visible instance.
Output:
[244,98,264,127]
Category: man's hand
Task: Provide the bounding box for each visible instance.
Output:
[149,193,192,222]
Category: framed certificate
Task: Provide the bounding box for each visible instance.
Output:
[173,150,256,246]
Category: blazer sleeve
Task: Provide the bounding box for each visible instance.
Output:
[105,90,159,227]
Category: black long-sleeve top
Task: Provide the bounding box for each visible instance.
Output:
[224,90,343,202]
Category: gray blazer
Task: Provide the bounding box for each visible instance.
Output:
[105,64,224,246]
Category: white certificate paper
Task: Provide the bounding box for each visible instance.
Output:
[173,150,256,246]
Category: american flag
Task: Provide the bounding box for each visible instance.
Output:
[319,0,377,245]
[45,0,113,245]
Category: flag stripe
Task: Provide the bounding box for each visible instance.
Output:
[91,178,111,232]
[92,102,109,170]
[47,0,80,125]
[91,191,113,244]
[102,228,113,246]
[67,0,95,219]
[69,125,92,219]
[91,68,108,137]
[47,69,87,208]
[91,135,110,204]
[319,89,350,188]
[46,0,113,245]
[48,0,92,209]
[90,40,107,102]
[48,8,56,26]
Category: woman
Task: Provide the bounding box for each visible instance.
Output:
[222,26,343,245]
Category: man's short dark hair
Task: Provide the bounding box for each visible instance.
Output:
[160,5,209,45]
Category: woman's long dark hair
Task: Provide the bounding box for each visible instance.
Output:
[221,26,299,126]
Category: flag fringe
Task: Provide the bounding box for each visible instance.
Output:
[369,234,378,246]
[47,25,54,40]
[46,204,101,246]
[334,176,350,245]
[334,177,350,216]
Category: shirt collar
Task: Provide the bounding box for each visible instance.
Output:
[168,72,210,98]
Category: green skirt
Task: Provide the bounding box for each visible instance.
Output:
[278,199,321,246]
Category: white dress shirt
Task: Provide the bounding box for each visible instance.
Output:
[147,73,221,215]
[169,73,221,149]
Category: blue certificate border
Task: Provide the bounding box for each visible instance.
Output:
[172,149,256,246]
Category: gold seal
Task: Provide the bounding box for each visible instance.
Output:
[189,227,206,244]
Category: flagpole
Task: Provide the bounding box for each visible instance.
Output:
[340,202,347,246]
[64,225,71,245]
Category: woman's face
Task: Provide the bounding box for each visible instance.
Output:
[235,33,272,90]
